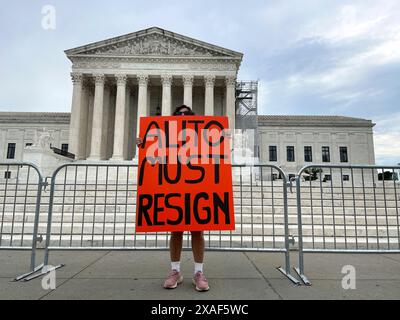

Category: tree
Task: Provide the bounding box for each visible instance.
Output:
[303,168,323,181]
[378,171,398,181]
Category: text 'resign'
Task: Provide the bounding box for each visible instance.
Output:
[136,116,235,232]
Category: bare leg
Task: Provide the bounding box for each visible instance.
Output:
[170,232,184,262]
[191,231,205,263]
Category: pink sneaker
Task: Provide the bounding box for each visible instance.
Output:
[163,270,183,289]
[192,271,210,291]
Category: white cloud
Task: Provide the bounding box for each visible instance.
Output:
[372,112,400,164]
[299,2,396,42]
[374,113,400,133]
[351,35,400,65]
[257,80,270,111]
[280,1,400,92]
[1,1,400,164]
[374,132,400,159]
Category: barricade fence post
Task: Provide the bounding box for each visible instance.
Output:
[275,168,301,285]
[293,175,310,285]
[294,164,400,286]
[21,162,300,284]
[8,161,400,285]
[0,162,46,281]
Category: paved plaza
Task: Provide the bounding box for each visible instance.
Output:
[0,250,399,300]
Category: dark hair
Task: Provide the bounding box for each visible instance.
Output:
[173,105,195,115]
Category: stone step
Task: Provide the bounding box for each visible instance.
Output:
[3,234,398,250]
[2,191,398,204]
[1,183,400,193]
[1,235,288,249]
[2,203,399,215]
[1,206,399,217]
[2,211,399,228]
[1,191,399,205]
[2,231,397,250]
[298,237,400,250]
[1,221,398,238]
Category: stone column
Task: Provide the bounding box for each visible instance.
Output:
[133,75,149,160]
[204,75,215,115]
[101,86,111,160]
[136,75,149,137]
[161,75,172,115]
[88,73,105,160]
[77,83,89,159]
[85,89,94,159]
[183,75,194,108]
[123,85,131,160]
[111,74,127,161]
[68,72,83,158]
[226,76,236,163]
[147,83,151,115]
[225,76,236,132]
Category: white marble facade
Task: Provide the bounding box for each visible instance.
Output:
[258,115,376,178]
[0,27,377,174]
[0,113,70,162]
[66,27,242,160]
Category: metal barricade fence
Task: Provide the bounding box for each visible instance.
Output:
[23,163,299,284]
[0,162,46,280]
[294,164,400,285]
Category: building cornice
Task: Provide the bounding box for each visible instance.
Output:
[0,112,70,124]
[0,112,375,128]
[69,55,241,72]
[258,115,375,128]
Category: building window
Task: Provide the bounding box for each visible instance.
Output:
[269,146,277,162]
[25,143,33,147]
[7,143,16,159]
[322,146,330,162]
[4,171,11,179]
[324,174,332,182]
[287,146,295,162]
[343,175,350,181]
[340,146,348,163]
[61,144,69,153]
[304,146,313,162]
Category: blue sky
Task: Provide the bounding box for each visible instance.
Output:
[0,0,399,164]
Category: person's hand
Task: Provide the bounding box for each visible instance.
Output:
[224,129,232,138]
[136,137,143,146]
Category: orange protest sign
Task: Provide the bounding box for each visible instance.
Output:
[135,116,235,232]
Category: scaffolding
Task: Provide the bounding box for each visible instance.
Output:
[235,81,259,158]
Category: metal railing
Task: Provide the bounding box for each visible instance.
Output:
[4,162,398,285]
[0,162,46,280]
[294,164,400,285]
[19,163,299,284]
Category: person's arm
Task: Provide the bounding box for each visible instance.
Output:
[136,137,143,146]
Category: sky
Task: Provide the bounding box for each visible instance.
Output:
[0,0,399,165]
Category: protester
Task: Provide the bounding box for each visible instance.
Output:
[136,105,210,292]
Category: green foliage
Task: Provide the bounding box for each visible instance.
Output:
[303,168,323,181]
[378,171,398,181]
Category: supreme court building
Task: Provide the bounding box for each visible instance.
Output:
[0,27,376,179]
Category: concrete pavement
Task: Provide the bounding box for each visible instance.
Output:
[0,250,399,300]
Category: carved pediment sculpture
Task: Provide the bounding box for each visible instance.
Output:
[82,33,226,57]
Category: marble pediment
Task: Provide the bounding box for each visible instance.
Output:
[65,27,243,59]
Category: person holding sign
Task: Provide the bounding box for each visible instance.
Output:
[136,105,234,292]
